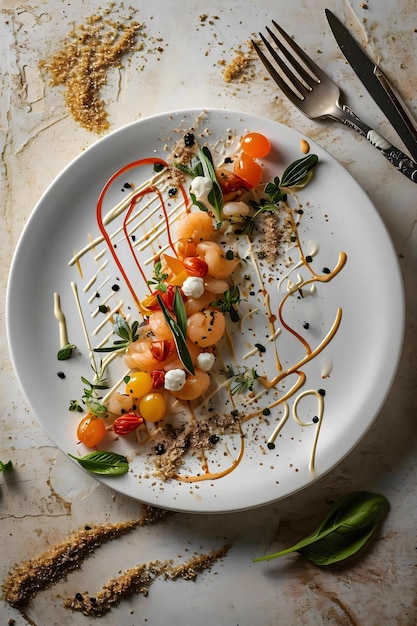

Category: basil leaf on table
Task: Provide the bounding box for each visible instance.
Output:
[68,451,129,475]
[253,492,389,566]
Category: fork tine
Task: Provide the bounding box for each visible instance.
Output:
[270,20,325,84]
[265,25,318,90]
[251,38,305,103]
[258,31,309,98]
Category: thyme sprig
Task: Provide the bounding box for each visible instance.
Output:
[222,364,259,395]
[211,286,242,322]
[94,314,140,354]
[69,363,109,418]
[147,260,169,293]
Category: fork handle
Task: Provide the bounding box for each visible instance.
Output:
[338,104,417,183]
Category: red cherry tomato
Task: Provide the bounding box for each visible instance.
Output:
[77,415,106,447]
[152,370,166,389]
[241,132,271,158]
[183,256,209,278]
[233,152,263,188]
[215,167,250,194]
[149,340,172,361]
[113,412,143,435]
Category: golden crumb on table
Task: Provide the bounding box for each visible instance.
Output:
[40,7,145,133]
[2,506,169,607]
[222,44,255,83]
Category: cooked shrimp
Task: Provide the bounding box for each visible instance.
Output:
[106,392,135,416]
[187,309,226,347]
[196,241,238,279]
[176,211,214,243]
[125,338,177,371]
[147,310,174,341]
[170,368,210,400]
[184,290,216,315]
[203,276,229,295]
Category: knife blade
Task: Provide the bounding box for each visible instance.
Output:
[325,8,417,161]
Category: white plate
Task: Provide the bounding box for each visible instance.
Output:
[6,109,404,513]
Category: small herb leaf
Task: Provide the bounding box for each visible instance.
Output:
[253,491,389,566]
[57,343,76,360]
[0,460,13,472]
[68,451,129,475]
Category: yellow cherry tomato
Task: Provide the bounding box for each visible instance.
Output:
[77,415,106,447]
[139,392,167,422]
[125,371,153,398]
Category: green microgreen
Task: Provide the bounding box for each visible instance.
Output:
[211,286,242,322]
[94,314,140,353]
[239,154,319,236]
[222,364,259,395]
[147,260,169,293]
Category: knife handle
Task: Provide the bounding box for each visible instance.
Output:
[339,104,417,183]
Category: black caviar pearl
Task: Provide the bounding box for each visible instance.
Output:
[184,132,195,147]
[155,443,165,455]
[75,592,83,602]
[267,442,276,450]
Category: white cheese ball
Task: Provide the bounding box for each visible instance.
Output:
[164,369,187,391]
[182,276,205,298]
[190,176,213,200]
[197,352,216,372]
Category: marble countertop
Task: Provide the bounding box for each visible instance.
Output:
[1,0,416,624]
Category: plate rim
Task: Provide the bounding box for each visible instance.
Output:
[6,107,405,513]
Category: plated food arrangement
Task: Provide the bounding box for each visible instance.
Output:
[6,109,404,512]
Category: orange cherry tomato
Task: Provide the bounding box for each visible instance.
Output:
[241,132,271,159]
[233,152,263,188]
[77,415,106,447]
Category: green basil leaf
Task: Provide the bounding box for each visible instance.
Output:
[57,343,76,360]
[280,154,318,188]
[199,147,224,226]
[253,492,389,566]
[190,192,209,213]
[157,295,195,374]
[173,287,187,337]
[68,451,129,475]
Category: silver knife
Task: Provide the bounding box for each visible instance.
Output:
[326,8,417,162]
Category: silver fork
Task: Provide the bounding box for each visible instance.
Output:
[252,21,417,183]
